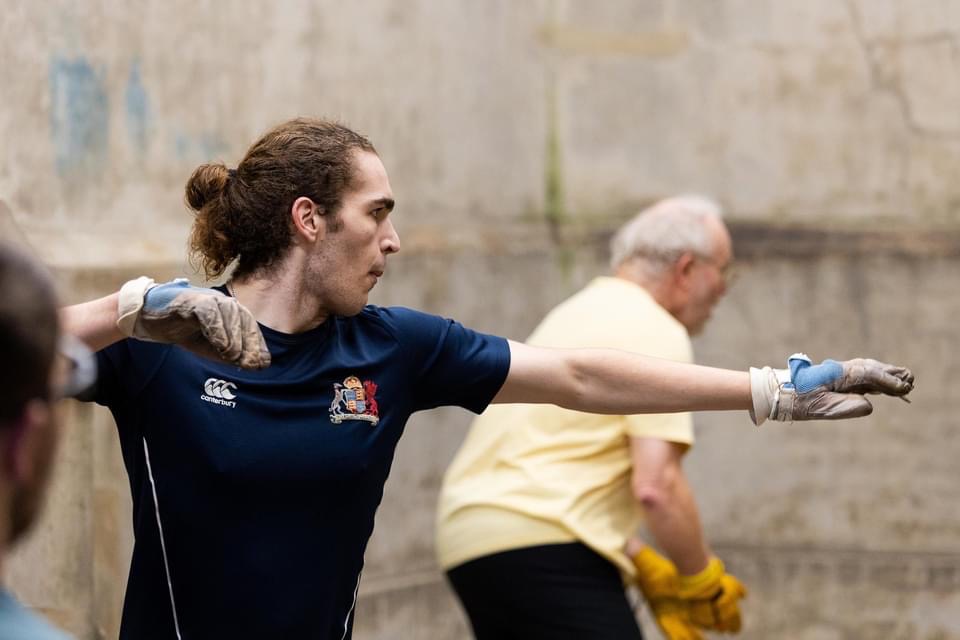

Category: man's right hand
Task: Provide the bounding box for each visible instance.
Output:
[117,277,271,370]
[631,546,704,640]
[676,557,747,633]
[749,354,914,425]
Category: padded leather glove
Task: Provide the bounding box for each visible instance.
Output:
[631,546,704,640]
[750,353,913,425]
[676,557,747,633]
[117,277,270,370]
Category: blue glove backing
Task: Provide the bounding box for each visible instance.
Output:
[749,353,913,424]
[143,278,222,312]
[788,354,844,393]
[117,276,271,370]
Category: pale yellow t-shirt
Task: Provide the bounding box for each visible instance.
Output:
[435,277,694,579]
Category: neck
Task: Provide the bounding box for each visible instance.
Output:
[612,266,682,321]
[229,257,330,334]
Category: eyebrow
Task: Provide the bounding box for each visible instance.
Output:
[369,197,395,211]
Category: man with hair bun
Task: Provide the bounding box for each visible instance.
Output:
[0,242,95,639]
[437,196,747,639]
[62,118,914,639]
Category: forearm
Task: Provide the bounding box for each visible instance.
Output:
[60,292,124,352]
[637,473,711,575]
[564,348,751,414]
[496,342,752,413]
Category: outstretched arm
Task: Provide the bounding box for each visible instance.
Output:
[61,292,125,352]
[494,341,750,413]
[493,341,913,423]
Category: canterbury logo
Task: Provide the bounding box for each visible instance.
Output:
[201,378,238,408]
[204,378,237,399]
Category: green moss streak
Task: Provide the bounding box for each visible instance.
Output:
[544,77,565,242]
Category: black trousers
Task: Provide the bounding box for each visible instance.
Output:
[446,542,643,640]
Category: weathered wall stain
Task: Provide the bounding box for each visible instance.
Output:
[173,129,228,163]
[538,25,691,58]
[544,73,565,244]
[48,56,109,178]
[124,60,150,154]
[846,0,960,138]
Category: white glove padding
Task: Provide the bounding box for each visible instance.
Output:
[750,353,913,425]
[117,277,271,370]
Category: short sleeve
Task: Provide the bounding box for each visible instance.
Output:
[624,412,694,445]
[91,339,170,408]
[91,341,132,406]
[378,307,511,414]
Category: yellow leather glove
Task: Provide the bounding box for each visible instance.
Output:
[631,546,703,640]
[676,557,747,633]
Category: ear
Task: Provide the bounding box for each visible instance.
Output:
[3,400,49,483]
[670,252,697,291]
[290,197,324,243]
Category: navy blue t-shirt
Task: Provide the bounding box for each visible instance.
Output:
[93,306,511,639]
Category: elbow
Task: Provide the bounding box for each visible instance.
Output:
[634,483,670,513]
[632,447,686,514]
[633,469,679,513]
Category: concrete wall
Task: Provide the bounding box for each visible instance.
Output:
[1,1,957,638]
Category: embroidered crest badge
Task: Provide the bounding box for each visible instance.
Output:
[329,376,380,425]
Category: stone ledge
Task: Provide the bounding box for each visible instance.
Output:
[727,223,960,260]
[714,542,960,592]
[357,568,445,598]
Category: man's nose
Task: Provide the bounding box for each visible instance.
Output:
[382,219,400,254]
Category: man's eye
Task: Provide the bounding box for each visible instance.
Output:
[372,208,385,220]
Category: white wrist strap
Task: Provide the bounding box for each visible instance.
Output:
[117,276,155,337]
[749,366,791,426]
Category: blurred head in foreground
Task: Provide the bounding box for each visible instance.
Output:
[0,243,93,548]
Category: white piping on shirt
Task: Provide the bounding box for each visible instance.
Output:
[341,571,363,640]
[143,437,184,640]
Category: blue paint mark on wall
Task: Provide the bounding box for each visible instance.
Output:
[174,131,190,160]
[125,60,150,153]
[173,129,229,161]
[196,132,228,159]
[49,56,110,177]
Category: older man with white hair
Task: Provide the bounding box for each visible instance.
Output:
[437,196,743,639]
